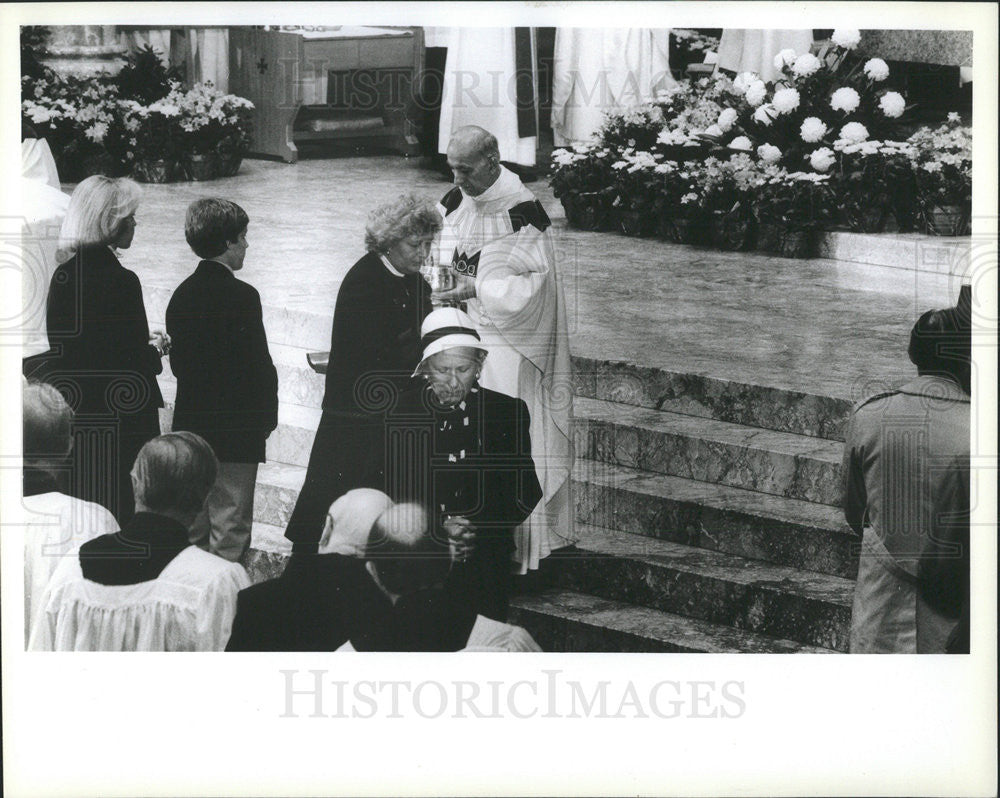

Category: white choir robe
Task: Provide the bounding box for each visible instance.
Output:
[437,27,537,166]
[436,166,575,573]
[551,28,676,146]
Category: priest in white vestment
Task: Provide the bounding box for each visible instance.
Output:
[20,134,70,358]
[437,28,538,167]
[432,126,575,573]
[551,28,676,146]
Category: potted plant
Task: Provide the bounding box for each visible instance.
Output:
[129,98,182,182]
[610,150,661,236]
[755,169,834,257]
[548,144,617,231]
[832,135,916,233]
[907,114,971,236]
[699,153,761,250]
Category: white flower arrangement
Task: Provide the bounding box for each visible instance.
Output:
[732,71,760,94]
[729,135,752,151]
[772,88,801,115]
[772,48,798,71]
[831,29,861,49]
[830,87,861,113]
[800,117,828,143]
[752,104,775,126]
[839,122,869,144]
[757,143,782,163]
[878,91,906,118]
[863,58,890,82]
[704,124,725,137]
[792,53,822,77]
[717,108,738,132]
[809,147,836,172]
[744,81,767,107]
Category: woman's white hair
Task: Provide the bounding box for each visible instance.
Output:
[58,175,142,259]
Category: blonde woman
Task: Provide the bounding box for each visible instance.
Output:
[43,175,167,523]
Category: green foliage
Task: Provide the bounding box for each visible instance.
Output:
[115,44,183,104]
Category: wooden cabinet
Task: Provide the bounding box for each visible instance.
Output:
[229,26,423,163]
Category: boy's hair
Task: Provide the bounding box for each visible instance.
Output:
[185,198,249,259]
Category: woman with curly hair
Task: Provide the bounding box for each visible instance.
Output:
[41,175,168,524]
[285,193,443,551]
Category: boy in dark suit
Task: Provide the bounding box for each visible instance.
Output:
[166,199,278,561]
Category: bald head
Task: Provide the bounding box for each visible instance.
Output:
[366,503,450,598]
[447,126,502,196]
[23,382,73,462]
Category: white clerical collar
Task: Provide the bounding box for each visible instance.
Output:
[379,254,406,278]
[469,165,519,206]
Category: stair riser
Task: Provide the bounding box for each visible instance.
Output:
[247,468,857,580]
[574,357,850,441]
[544,554,850,651]
[574,478,857,579]
[508,607,706,653]
[575,418,842,506]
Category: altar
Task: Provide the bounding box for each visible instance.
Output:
[229,26,423,162]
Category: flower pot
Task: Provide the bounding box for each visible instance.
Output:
[779,229,819,259]
[756,222,783,254]
[217,155,243,177]
[711,211,756,251]
[617,208,655,237]
[131,159,176,184]
[573,192,613,231]
[923,205,970,236]
[669,217,705,245]
[843,196,890,233]
[183,153,220,181]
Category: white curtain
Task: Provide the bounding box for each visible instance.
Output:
[437,28,537,166]
[551,28,675,146]
[187,28,229,92]
[716,30,814,82]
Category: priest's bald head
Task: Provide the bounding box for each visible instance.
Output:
[447,126,501,196]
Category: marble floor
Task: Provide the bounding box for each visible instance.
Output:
[105,154,958,400]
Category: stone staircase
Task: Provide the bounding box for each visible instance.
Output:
[147,288,858,654]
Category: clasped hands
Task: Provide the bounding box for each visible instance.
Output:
[431,273,477,305]
[443,515,476,564]
[150,330,171,356]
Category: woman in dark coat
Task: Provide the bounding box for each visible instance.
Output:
[43,176,167,523]
[284,194,442,551]
[382,307,543,621]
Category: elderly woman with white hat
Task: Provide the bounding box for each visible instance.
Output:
[382,307,543,621]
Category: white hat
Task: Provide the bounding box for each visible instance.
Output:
[413,307,487,375]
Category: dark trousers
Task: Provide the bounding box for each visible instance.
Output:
[453,536,514,622]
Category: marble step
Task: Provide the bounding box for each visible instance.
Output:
[575,396,843,506]
[574,460,856,579]
[148,289,853,440]
[509,588,837,654]
[573,356,851,441]
[543,524,853,651]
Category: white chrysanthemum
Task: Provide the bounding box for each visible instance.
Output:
[792,53,822,77]
[772,87,800,115]
[840,121,869,144]
[947,111,961,123]
[681,192,699,204]
[831,29,861,49]
[611,160,628,170]
[772,48,797,71]
[84,122,108,143]
[704,124,724,137]
[878,91,906,118]
[717,108,738,132]
[830,87,861,113]
[744,81,767,107]
[799,117,827,143]
[757,143,782,163]
[752,104,775,126]
[729,135,752,151]
[863,58,890,81]
[809,147,836,172]
[732,71,759,94]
